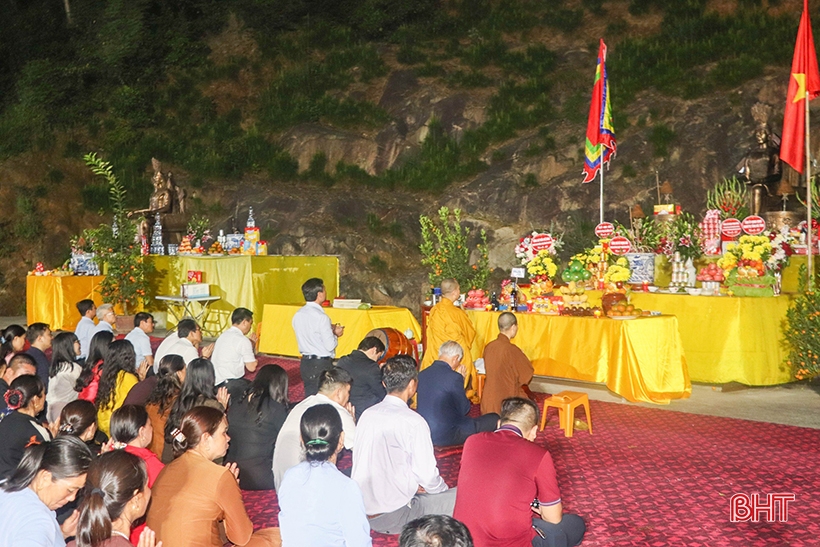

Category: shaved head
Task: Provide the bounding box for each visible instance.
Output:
[440,278,460,297]
[498,312,517,331]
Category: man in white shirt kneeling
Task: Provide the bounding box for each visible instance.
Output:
[211,307,258,401]
[272,367,356,489]
[155,318,213,367]
[352,355,456,535]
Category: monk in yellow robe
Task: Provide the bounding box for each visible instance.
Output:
[422,278,478,399]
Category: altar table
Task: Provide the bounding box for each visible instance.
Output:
[258,304,422,357]
[148,255,339,333]
[465,310,691,404]
[627,293,792,385]
[26,275,104,331]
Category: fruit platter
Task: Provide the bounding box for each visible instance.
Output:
[207,241,225,256]
[696,263,724,295]
[606,302,646,319]
[464,289,491,310]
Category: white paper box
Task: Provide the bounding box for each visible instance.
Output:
[181,283,210,298]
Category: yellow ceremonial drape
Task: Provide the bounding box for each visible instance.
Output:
[257,304,421,357]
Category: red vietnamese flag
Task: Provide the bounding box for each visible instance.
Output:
[781,0,820,172]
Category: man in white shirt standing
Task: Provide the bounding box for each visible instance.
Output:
[292,278,344,397]
[272,367,356,489]
[156,318,213,366]
[93,304,117,335]
[124,312,155,372]
[74,299,97,361]
[211,307,258,400]
[352,355,456,535]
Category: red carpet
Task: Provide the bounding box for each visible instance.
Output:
[207,350,820,546]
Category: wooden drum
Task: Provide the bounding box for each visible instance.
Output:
[365,328,417,365]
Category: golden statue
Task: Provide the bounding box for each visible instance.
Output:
[128,158,189,243]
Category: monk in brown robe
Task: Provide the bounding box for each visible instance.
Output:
[480,312,534,415]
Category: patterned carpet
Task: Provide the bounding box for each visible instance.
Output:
[237,355,820,546]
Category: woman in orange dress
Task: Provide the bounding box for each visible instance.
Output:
[146,406,280,547]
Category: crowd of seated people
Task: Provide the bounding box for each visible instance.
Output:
[0,285,583,547]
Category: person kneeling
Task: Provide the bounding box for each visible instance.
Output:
[278,404,371,546]
[67,450,157,547]
[417,341,498,446]
[454,398,585,547]
[146,406,280,547]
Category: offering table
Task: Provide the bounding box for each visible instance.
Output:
[148,255,339,333]
[465,310,690,405]
[26,275,105,331]
[258,304,421,357]
[626,293,792,385]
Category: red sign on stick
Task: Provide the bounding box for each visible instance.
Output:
[609,236,632,255]
[531,233,554,252]
[741,215,767,235]
[595,222,615,238]
[721,218,742,238]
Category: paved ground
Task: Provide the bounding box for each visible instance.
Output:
[6,315,819,429]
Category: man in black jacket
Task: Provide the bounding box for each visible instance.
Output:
[336,336,386,420]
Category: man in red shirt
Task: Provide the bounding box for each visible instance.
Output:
[454,398,585,547]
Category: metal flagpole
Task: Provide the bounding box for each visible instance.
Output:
[599,148,604,224]
[807,89,814,292]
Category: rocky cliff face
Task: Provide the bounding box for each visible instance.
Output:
[2,15,814,318]
[214,66,810,317]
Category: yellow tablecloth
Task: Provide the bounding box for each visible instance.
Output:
[624,293,793,385]
[148,255,339,333]
[26,275,104,331]
[258,304,421,357]
[466,310,690,404]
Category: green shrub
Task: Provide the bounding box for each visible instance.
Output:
[397,46,428,65]
[368,255,389,272]
[544,9,584,32]
[446,70,493,88]
[523,173,538,187]
[648,124,676,157]
[14,194,42,241]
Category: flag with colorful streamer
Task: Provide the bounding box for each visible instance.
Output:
[582,39,616,183]
[781,0,820,173]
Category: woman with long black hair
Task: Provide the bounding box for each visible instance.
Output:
[162,358,228,463]
[47,332,83,423]
[144,354,185,459]
[58,399,106,454]
[66,450,159,547]
[0,374,51,479]
[109,405,164,545]
[0,324,26,366]
[0,436,94,546]
[225,365,289,490]
[95,341,140,437]
[76,331,114,403]
[278,404,371,546]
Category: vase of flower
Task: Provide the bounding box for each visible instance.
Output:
[625,253,655,284]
